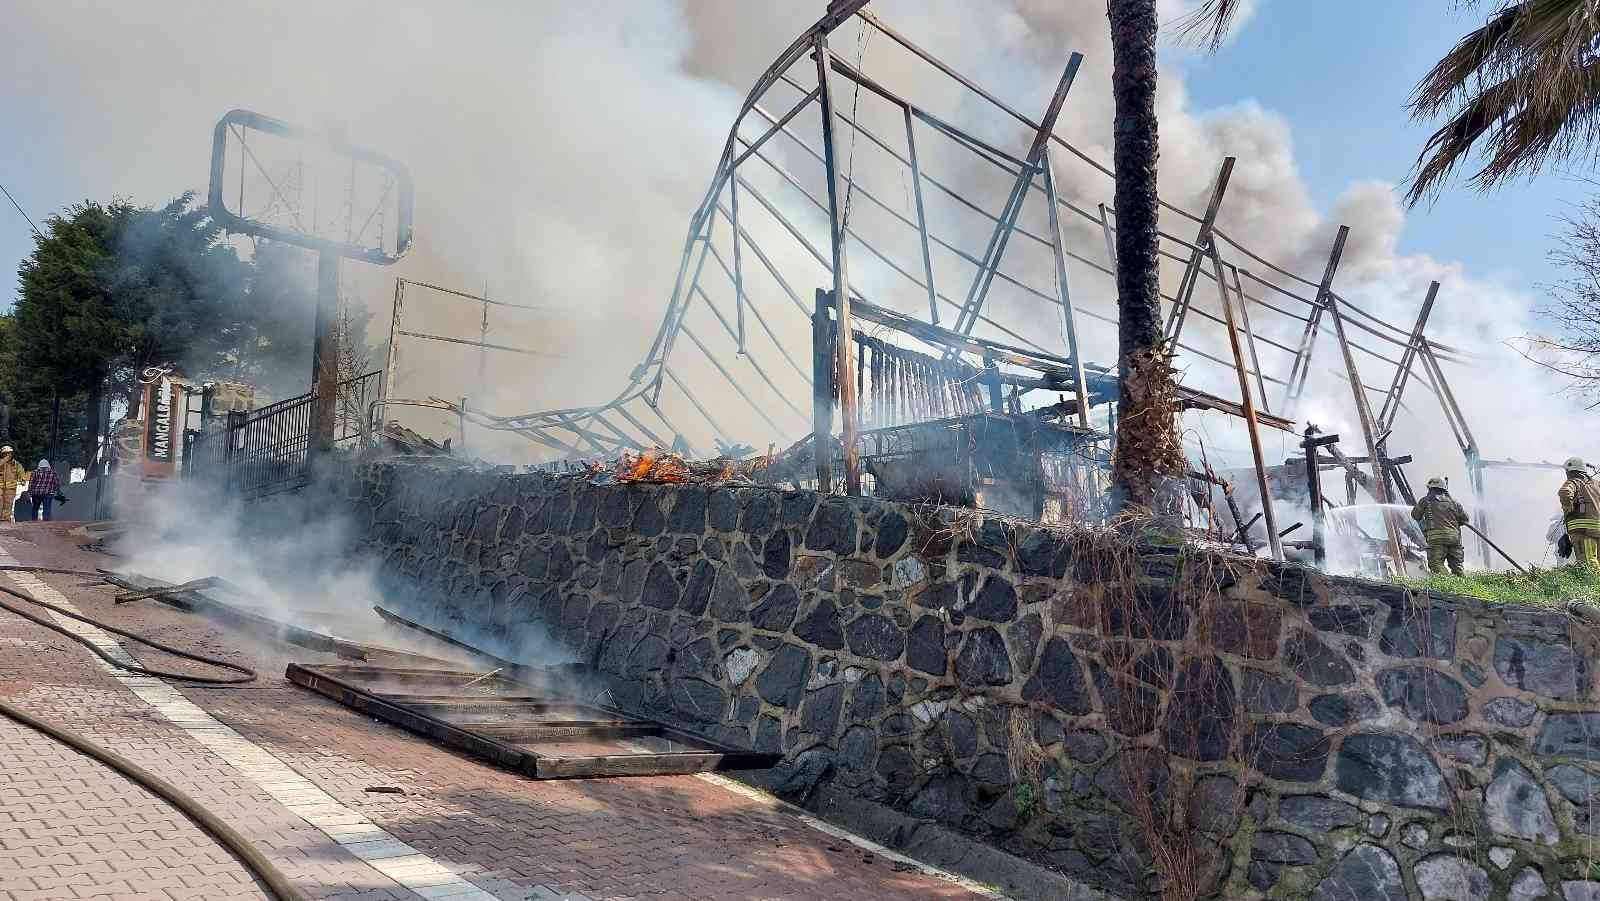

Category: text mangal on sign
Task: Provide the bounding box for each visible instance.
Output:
[141,377,180,478]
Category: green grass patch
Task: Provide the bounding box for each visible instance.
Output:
[1395,565,1600,608]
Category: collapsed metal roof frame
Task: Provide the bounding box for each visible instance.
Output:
[405,0,1509,567]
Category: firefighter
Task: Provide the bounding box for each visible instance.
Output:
[1559,457,1600,569]
[1411,476,1468,576]
[0,447,26,523]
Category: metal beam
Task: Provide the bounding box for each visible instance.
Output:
[1231,266,1270,413]
[1165,158,1236,346]
[903,106,940,325]
[1210,243,1281,560]
[1377,282,1440,431]
[1284,227,1350,411]
[1041,145,1092,429]
[1321,230,1407,575]
[814,31,860,495]
[951,53,1083,337]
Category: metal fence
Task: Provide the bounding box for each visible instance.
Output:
[186,370,382,498]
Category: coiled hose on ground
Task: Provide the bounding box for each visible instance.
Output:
[0,579,256,684]
[0,567,303,900]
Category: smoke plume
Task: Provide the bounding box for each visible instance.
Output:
[7,1,1590,565]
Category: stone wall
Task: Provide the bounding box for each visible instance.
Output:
[352,461,1600,901]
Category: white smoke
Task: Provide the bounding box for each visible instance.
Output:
[5,1,1588,566]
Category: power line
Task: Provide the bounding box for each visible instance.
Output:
[0,181,43,239]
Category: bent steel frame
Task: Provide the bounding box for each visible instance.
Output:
[393,3,1513,564]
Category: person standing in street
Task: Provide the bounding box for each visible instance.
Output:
[0,447,27,523]
[27,460,58,522]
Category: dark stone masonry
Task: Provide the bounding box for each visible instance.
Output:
[351,462,1600,900]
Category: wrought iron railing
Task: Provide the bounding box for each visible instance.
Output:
[186,370,382,497]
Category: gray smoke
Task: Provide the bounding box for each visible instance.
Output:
[7,1,1589,565]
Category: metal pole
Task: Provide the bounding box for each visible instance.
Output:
[382,279,403,417]
[902,106,940,325]
[729,178,747,354]
[952,53,1083,337]
[814,31,860,495]
[1209,244,1282,560]
[1377,282,1440,431]
[1419,341,1488,566]
[1040,146,1091,429]
[1321,233,1407,575]
[1285,229,1349,411]
[1232,266,1270,413]
[1097,204,1117,266]
[309,250,340,459]
[1166,158,1235,346]
[813,289,835,489]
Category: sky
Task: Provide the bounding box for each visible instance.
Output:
[1178,0,1570,294]
[0,1,1576,311]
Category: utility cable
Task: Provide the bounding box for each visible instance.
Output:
[0,696,305,900]
[0,579,256,684]
[0,180,44,239]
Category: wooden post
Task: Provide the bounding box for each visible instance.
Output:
[1301,426,1338,568]
[983,356,1004,413]
[1209,243,1282,560]
[814,32,860,495]
[813,289,835,489]
[1166,157,1236,346]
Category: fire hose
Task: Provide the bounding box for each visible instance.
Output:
[1461,522,1530,575]
[0,573,301,899]
[0,697,305,901]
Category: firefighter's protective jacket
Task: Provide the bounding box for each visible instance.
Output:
[1560,474,1600,535]
[1411,491,1467,543]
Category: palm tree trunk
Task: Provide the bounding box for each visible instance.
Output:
[1108,0,1173,510]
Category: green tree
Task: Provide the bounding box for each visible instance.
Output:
[1407,0,1600,203]
[13,193,248,467]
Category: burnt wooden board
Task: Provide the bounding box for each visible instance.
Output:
[285,662,779,779]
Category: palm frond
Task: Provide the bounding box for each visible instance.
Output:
[1408,0,1600,203]
[1174,0,1244,50]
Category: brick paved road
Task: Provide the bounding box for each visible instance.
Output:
[0,522,986,901]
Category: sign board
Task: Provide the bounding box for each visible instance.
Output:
[140,377,180,479]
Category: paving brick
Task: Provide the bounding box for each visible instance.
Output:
[0,526,982,901]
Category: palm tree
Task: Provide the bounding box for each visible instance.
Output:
[1408,0,1600,203]
[1107,0,1239,510]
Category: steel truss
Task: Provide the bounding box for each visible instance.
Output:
[393,1,1510,564]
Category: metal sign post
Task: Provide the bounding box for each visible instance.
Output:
[207,109,413,462]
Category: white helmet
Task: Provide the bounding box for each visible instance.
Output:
[1427,477,1446,490]
[1568,457,1588,471]
[0,446,12,454]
